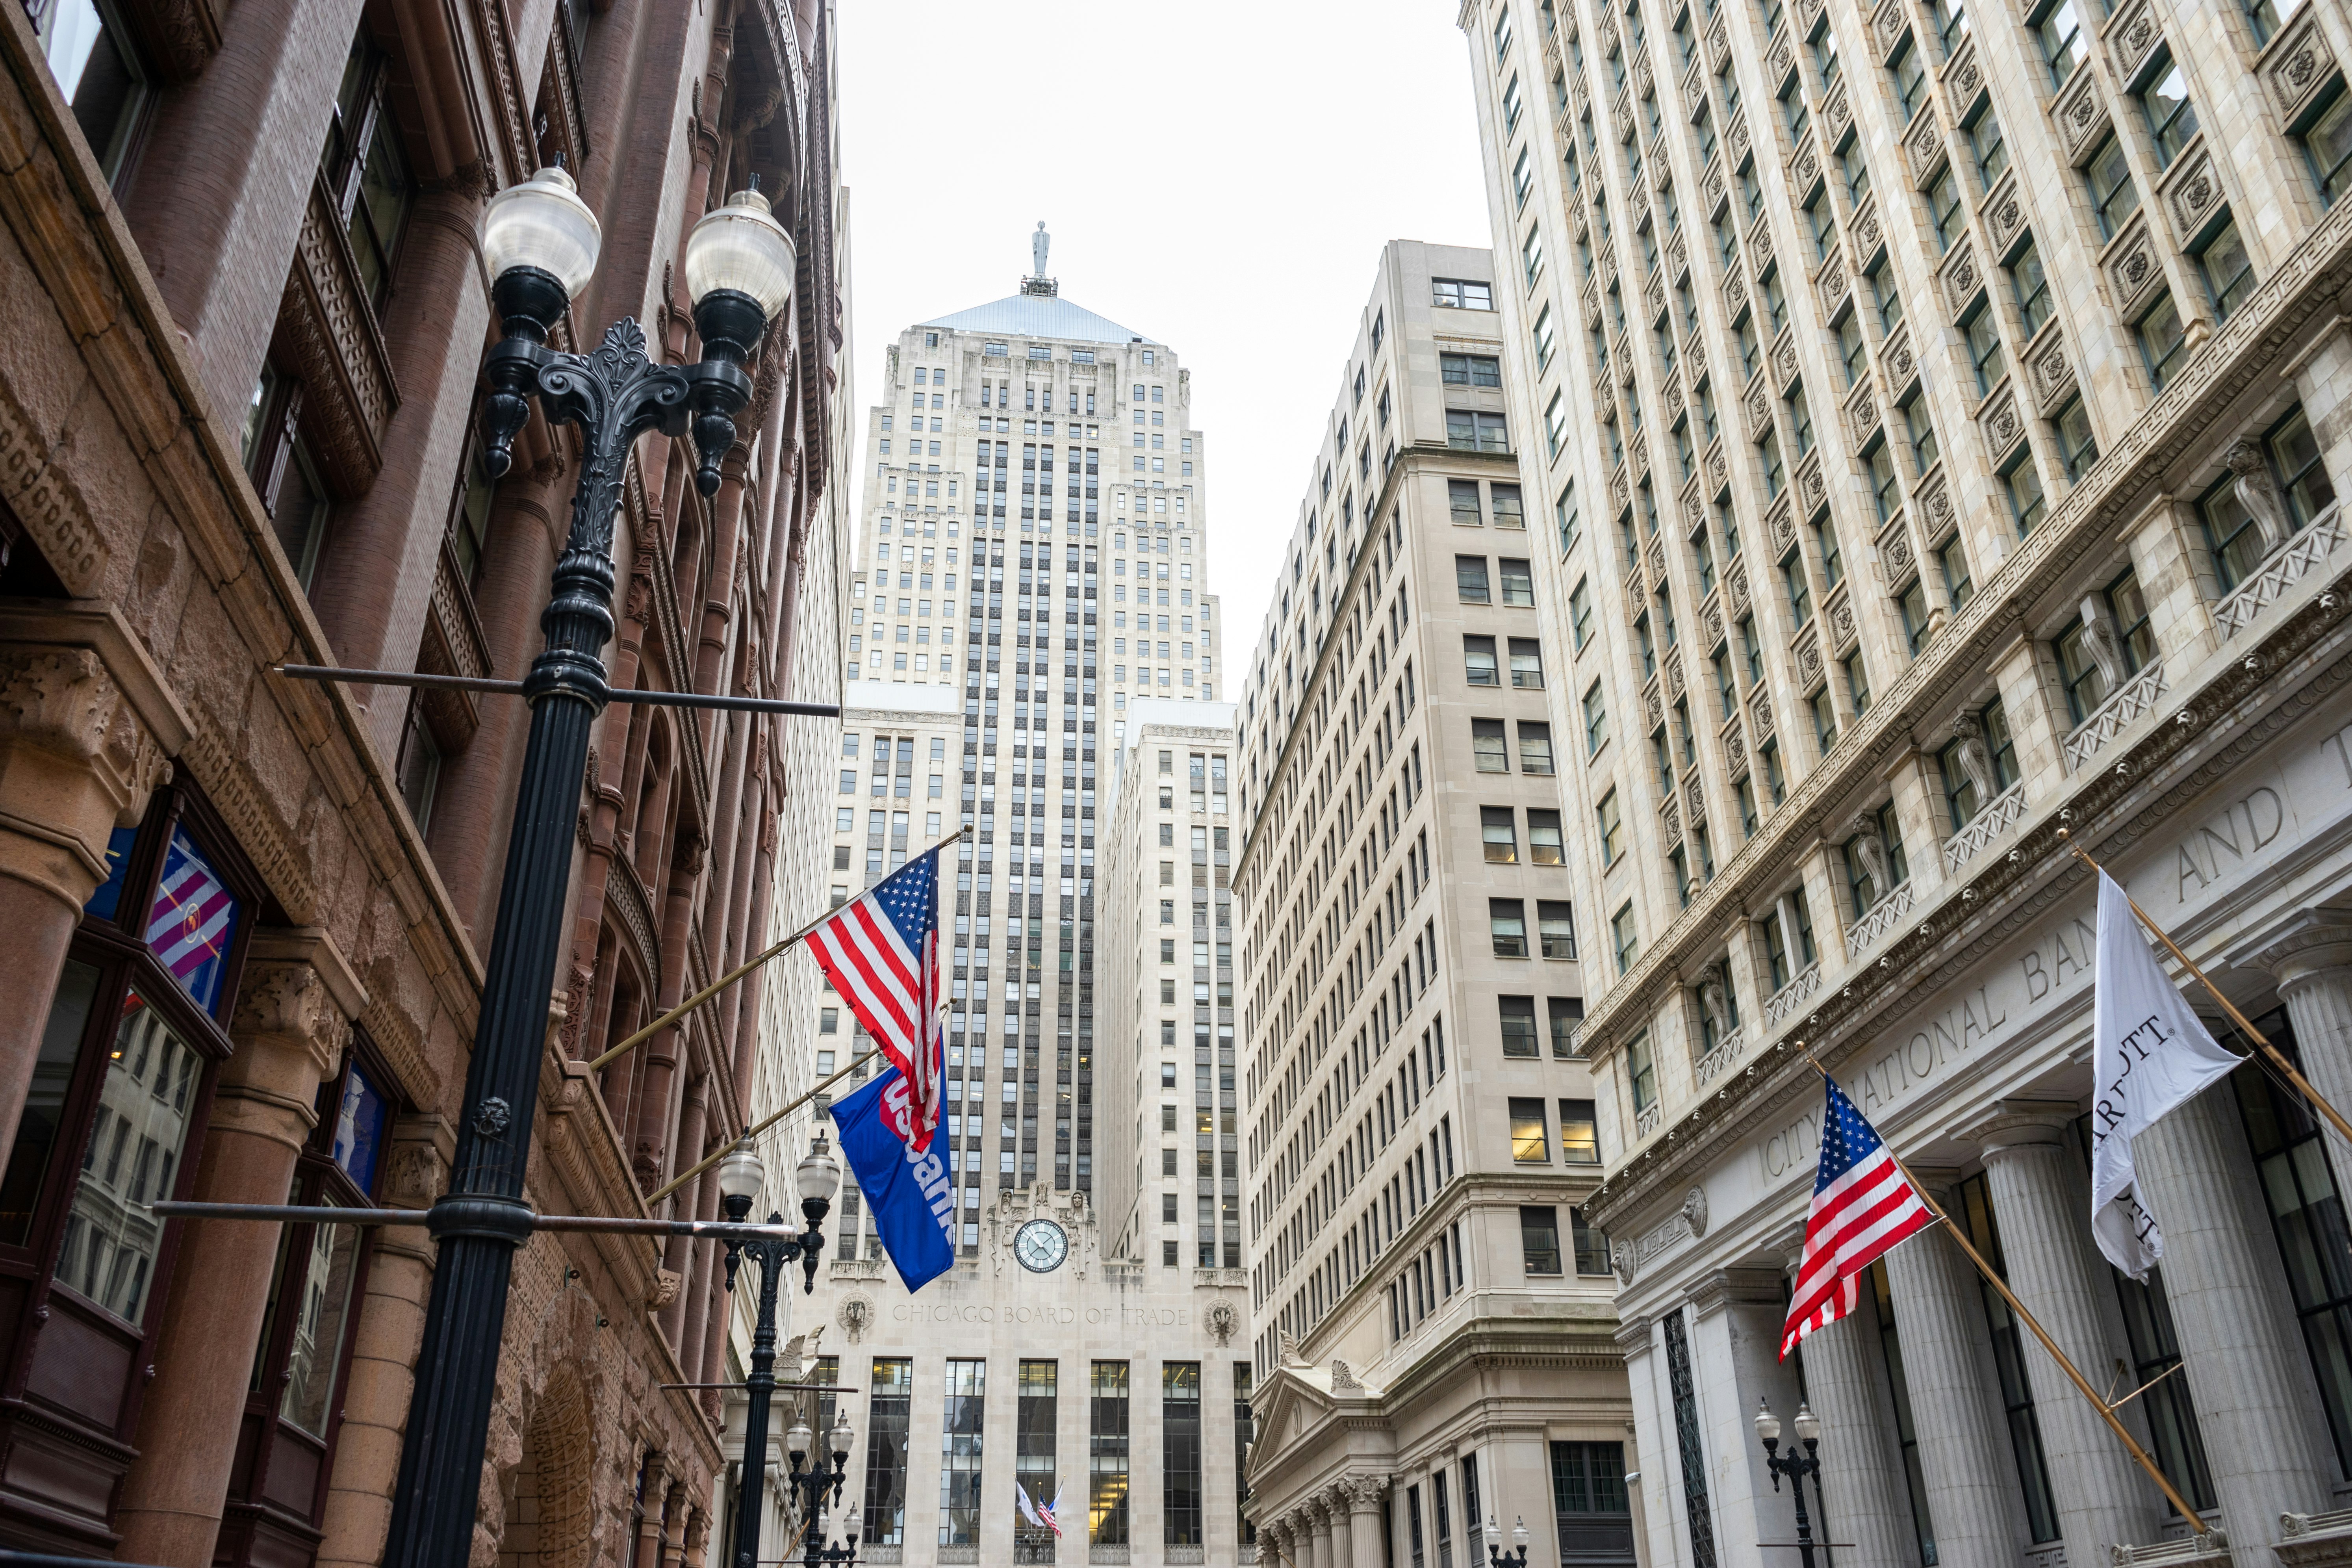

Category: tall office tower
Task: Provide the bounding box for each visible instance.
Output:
[1232,241,1631,1568]
[1460,0,2352,1563]
[777,254,1252,1566]
[1096,698,1245,1275]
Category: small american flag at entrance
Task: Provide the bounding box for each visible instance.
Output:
[804,843,946,1152]
[1781,1074,1935,1359]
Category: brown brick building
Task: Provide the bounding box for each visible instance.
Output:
[0,0,848,1563]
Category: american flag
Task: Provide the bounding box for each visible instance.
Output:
[144,828,239,1014]
[1781,1074,1936,1359]
[805,843,946,1152]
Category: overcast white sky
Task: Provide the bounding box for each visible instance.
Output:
[835,0,1495,664]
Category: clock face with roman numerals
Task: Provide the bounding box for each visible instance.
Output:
[1015,1219,1070,1273]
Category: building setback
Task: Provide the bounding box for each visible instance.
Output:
[0,1,846,1564]
[1233,240,1634,1568]
[766,265,1250,1566]
[1457,0,2352,1561]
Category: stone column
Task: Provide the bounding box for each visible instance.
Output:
[1879,1176,2029,1568]
[2248,919,2352,1172]
[1687,1268,1800,1568]
[315,1112,449,1568]
[1799,1308,1918,1568]
[113,928,365,1566]
[1343,1476,1388,1568]
[1974,1106,2163,1556]
[631,1449,670,1568]
[1323,1483,1353,1568]
[2133,1087,2337,1565]
[0,623,181,1171]
[1308,1493,1333,1568]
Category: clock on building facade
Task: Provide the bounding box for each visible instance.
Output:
[1013,1218,1069,1273]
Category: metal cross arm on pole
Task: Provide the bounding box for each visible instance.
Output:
[273,664,841,719]
[147,1199,822,1247]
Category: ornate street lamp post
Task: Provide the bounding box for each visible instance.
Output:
[778,1407,861,1568]
[1484,1514,1532,1568]
[378,166,800,1568]
[1755,1400,1827,1568]
[715,1137,842,1568]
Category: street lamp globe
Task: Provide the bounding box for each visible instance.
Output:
[683,184,796,363]
[1753,1400,1781,1445]
[786,1414,814,1460]
[716,1140,766,1223]
[1792,1402,1822,1443]
[829,1410,855,1460]
[1512,1517,1530,1552]
[796,1134,842,1215]
[1484,1516,1501,1547]
[478,166,601,336]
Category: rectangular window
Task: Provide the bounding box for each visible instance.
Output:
[1552,1441,1636,1560]
[1090,1362,1131,1545]
[2137,290,2190,391]
[1510,638,1546,688]
[1491,900,1530,958]
[2086,135,2142,239]
[2139,54,2199,168]
[1492,483,1525,529]
[1018,1362,1060,1548]
[1456,555,1492,603]
[939,1360,987,1547]
[2004,456,2049,538]
[2304,87,2352,206]
[1482,807,1519,864]
[1499,557,1535,606]
[2037,0,2086,85]
[1473,718,1510,773]
[1528,809,1565,865]
[863,1358,914,1546]
[1434,278,1496,310]
[1571,579,1594,648]
[1449,478,1484,525]
[2056,397,2100,482]
[1511,1100,1552,1164]
[1521,1204,1564,1271]
[1162,1364,1202,1546]
[1613,903,1642,975]
[2197,217,2256,321]
[2057,568,2154,724]
[1465,635,1500,686]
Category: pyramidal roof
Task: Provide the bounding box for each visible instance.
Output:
[919,290,1145,345]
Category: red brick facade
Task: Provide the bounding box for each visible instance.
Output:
[0,0,843,1562]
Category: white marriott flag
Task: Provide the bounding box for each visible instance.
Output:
[2090,869,2245,1279]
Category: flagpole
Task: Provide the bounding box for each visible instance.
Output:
[644,1046,884,1207]
[585,825,972,1076]
[1803,1060,2209,1529]
[2056,828,2352,1148]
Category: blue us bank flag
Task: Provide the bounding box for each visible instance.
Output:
[832,1065,957,1292]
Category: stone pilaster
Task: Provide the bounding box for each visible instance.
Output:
[114,928,364,1567]
[1973,1103,2163,1557]
[1307,1490,1333,1568]
[1879,1171,2029,1568]
[2133,1087,2337,1566]
[0,616,183,1173]
[1687,1266,1800,1568]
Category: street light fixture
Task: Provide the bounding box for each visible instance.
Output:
[377,166,799,1568]
[715,1136,842,1568]
[1484,1514,1532,1568]
[1755,1399,1827,1568]
[779,1391,861,1568]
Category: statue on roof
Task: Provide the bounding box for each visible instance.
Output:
[1032,221,1050,279]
